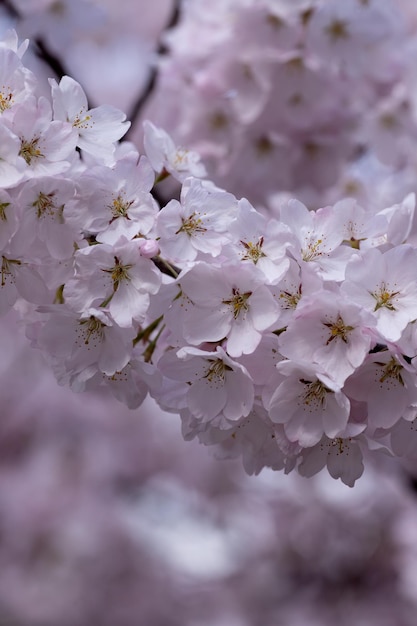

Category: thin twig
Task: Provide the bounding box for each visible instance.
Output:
[2,0,94,106]
[123,0,181,141]
[1,0,20,19]
[33,37,70,81]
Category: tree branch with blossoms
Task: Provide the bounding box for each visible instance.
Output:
[3,18,417,489]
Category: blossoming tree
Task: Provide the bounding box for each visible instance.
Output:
[2,0,417,490]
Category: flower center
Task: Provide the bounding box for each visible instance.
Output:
[222,287,252,319]
[1,256,20,286]
[203,359,232,386]
[19,137,44,165]
[72,109,92,129]
[302,235,326,261]
[299,378,329,408]
[278,285,302,310]
[240,237,266,264]
[49,1,66,15]
[321,437,352,455]
[32,191,63,221]
[376,357,404,386]
[173,149,189,168]
[0,202,10,221]
[108,194,133,220]
[176,212,207,236]
[0,88,13,113]
[266,13,283,29]
[255,136,274,157]
[371,282,400,311]
[78,316,104,346]
[102,256,133,291]
[322,315,354,345]
[325,19,350,41]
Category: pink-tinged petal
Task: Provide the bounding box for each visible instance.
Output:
[110,283,149,327]
[327,439,364,487]
[187,378,227,421]
[143,120,170,172]
[284,407,324,447]
[99,327,132,376]
[42,121,77,161]
[391,418,417,457]
[298,444,328,478]
[0,281,18,314]
[184,306,231,345]
[50,76,88,120]
[247,286,280,331]
[321,392,350,439]
[227,320,261,357]
[45,223,76,260]
[77,106,130,154]
[180,263,229,305]
[159,349,209,383]
[14,265,49,304]
[223,370,254,420]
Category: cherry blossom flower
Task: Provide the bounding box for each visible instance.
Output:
[298,434,366,487]
[4,96,77,178]
[267,360,351,447]
[341,245,417,342]
[177,261,280,357]
[344,351,417,431]
[278,289,374,386]
[156,177,237,263]
[71,153,158,244]
[34,306,135,388]
[158,345,254,422]
[143,120,207,182]
[13,176,78,260]
[50,76,130,163]
[280,198,356,281]
[270,258,323,327]
[63,237,161,327]
[222,197,291,283]
[306,0,403,73]
[0,46,36,116]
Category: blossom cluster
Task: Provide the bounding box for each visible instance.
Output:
[142,0,417,208]
[3,309,417,626]
[3,30,417,487]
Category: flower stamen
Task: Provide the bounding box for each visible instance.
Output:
[223,287,252,319]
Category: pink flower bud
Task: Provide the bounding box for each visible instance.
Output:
[139,239,159,258]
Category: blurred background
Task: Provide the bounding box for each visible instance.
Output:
[1,1,417,624]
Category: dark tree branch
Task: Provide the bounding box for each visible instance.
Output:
[33,37,70,81]
[1,0,21,19]
[151,186,169,208]
[123,0,181,141]
[2,0,95,107]
[3,0,66,80]
[2,0,179,119]
[1,1,68,79]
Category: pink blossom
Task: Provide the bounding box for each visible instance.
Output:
[342,245,417,342]
[267,360,351,447]
[278,289,374,386]
[143,120,207,181]
[50,76,130,163]
[177,262,280,357]
[159,345,254,422]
